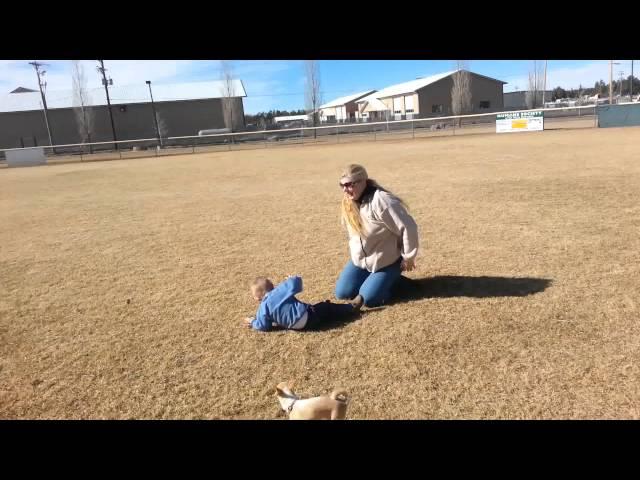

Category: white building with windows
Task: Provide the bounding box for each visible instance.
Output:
[317,90,376,123]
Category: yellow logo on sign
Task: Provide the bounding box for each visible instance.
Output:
[512,119,528,129]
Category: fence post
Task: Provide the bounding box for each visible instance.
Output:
[264,131,268,148]
[336,125,339,143]
[412,120,415,139]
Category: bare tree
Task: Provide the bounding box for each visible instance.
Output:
[71,60,94,152]
[156,111,169,141]
[526,60,546,109]
[451,60,472,126]
[220,61,236,133]
[305,60,322,138]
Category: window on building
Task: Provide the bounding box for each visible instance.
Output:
[394,110,402,114]
[479,101,491,109]
[406,109,414,113]
[432,104,443,113]
[326,115,336,122]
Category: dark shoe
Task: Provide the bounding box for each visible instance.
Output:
[350,294,364,312]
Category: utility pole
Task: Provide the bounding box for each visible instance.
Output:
[609,61,622,104]
[542,60,548,106]
[97,60,118,150]
[631,60,635,99]
[29,61,54,149]
[619,71,625,98]
[609,60,614,104]
[146,80,162,148]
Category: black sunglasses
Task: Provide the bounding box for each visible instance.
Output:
[339,180,360,189]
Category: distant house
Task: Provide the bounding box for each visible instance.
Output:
[504,90,554,110]
[318,90,376,123]
[10,87,38,94]
[355,70,506,121]
[274,114,309,125]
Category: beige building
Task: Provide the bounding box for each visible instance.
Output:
[356,70,506,121]
[318,90,376,123]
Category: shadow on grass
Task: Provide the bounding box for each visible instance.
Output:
[308,310,373,332]
[308,276,552,331]
[387,275,552,305]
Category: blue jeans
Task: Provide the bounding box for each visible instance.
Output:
[335,257,402,307]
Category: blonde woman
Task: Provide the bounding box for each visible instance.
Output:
[335,164,419,308]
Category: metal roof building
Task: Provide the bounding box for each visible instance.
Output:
[355,70,507,121]
[0,80,246,113]
[0,80,247,149]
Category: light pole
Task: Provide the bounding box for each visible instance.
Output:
[146,80,162,148]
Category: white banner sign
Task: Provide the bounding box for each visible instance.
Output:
[496,111,544,133]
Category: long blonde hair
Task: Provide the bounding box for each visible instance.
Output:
[339,164,408,237]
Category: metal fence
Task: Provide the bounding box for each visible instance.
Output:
[0,105,603,165]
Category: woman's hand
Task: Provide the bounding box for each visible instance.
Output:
[400,258,416,272]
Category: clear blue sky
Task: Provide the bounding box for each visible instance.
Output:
[1,60,633,113]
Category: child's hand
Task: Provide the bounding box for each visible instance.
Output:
[400,258,416,272]
[243,317,254,328]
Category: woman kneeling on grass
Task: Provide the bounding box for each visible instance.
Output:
[335,164,420,308]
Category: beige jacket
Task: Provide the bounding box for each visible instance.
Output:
[345,189,419,272]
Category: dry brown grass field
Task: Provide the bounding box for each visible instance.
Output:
[1,126,639,419]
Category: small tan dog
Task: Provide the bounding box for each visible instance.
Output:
[275,381,349,420]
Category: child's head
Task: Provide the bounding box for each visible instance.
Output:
[251,277,274,301]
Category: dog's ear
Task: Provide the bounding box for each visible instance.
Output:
[275,382,288,396]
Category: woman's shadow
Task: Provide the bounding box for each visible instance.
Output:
[313,275,552,331]
[388,275,553,304]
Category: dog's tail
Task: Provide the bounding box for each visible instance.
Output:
[330,389,348,403]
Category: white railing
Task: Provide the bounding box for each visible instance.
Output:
[0,104,605,159]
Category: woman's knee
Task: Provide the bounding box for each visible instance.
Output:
[360,272,401,307]
[361,290,388,308]
[335,283,358,300]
